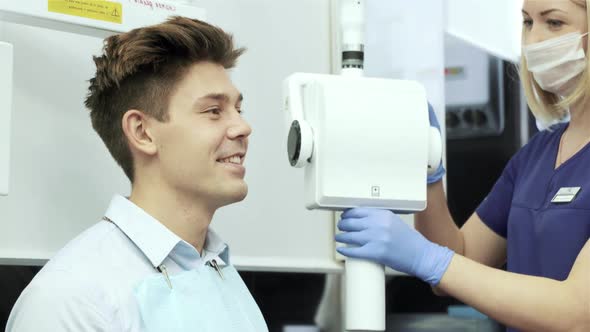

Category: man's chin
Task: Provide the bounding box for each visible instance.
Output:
[218,184,248,207]
[231,187,248,203]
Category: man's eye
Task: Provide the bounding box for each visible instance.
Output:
[207,108,221,115]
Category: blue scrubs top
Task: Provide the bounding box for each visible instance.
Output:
[476,122,590,290]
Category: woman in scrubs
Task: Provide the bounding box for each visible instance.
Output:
[335,1,590,331]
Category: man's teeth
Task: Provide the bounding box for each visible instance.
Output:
[219,156,242,164]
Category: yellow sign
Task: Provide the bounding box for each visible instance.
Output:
[48,0,123,24]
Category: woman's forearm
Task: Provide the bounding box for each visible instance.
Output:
[438,254,590,332]
[415,181,464,254]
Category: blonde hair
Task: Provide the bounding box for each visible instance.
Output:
[520,0,590,127]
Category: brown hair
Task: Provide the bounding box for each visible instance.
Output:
[85,16,245,181]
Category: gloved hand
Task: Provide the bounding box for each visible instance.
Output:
[427,103,445,184]
[335,208,454,286]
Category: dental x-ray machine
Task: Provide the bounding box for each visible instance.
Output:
[283,0,442,330]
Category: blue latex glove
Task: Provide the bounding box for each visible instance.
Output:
[427,103,445,184]
[335,208,454,286]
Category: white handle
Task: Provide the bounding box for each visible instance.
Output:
[345,258,386,331]
[284,73,313,123]
[283,73,321,168]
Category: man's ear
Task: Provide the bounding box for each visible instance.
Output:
[121,110,158,156]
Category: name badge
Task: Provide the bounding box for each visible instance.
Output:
[551,187,581,204]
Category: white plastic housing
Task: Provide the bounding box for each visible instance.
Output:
[340,0,365,47]
[283,73,435,212]
[0,42,13,196]
[345,258,386,330]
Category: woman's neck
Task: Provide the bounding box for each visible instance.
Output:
[566,99,590,134]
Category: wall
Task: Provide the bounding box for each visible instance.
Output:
[0,0,338,273]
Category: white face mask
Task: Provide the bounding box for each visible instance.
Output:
[523,31,588,95]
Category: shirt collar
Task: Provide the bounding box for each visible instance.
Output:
[202,228,230,264]
[103,195,229,269]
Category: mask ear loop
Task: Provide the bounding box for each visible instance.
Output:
[581,32,589,54]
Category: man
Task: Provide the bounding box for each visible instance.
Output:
[7,16,268,331]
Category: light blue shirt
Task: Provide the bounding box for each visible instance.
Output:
[7,195,266,331]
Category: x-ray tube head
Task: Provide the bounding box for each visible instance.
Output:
[283,73,436,212]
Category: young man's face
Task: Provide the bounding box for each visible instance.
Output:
[152,61,251,208]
